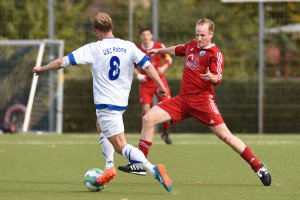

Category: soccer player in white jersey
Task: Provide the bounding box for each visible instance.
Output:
[32,12,172,192]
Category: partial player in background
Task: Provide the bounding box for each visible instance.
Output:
[120,18,272,186]
[134,27,173,145]
[33,12,172,192]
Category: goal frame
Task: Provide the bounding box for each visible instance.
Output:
[0,39,64,134]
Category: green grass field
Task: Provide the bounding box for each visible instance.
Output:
[1,133,300,200]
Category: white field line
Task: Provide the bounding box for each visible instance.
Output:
[0,140,298,145]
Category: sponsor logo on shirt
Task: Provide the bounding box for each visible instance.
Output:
[199,51,206,57]
[186,54,200,70]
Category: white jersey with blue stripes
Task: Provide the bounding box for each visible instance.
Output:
[65,38,150,110]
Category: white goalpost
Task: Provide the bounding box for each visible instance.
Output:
[0,39,64,134]
[23,41,46,133]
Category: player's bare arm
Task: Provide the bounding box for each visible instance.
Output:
[143,64,167,97]
[148,46,176,55]
[33,57,64,75]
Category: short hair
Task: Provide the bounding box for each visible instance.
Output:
[139,27,152,35]
[196,18,215,32]
[91,12,113,33]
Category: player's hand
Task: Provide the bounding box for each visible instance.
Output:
[33,66,44,76]
[156,86,167,97]
[200,68,217,84]
[147,49,159,56]
[136,73,147,82]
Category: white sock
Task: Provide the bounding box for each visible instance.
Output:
[122,144,156,176]
[99,133,114,170]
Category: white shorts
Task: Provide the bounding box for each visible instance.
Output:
[96,108,125,138]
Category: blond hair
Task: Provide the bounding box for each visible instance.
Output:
[92,12,113,33]
[196,18,215,32]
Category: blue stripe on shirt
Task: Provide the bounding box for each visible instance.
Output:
[68,53,77,65]
[137,55,149,67]
[95,104,127,111]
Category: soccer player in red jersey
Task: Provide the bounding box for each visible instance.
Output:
[120,18,272,186]
[134,28,173,145]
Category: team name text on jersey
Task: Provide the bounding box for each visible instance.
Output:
[103,47,127,55]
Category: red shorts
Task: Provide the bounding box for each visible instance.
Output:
[157,94,224,127]
[139,80,171,104]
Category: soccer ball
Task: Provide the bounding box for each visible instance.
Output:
[83,168,105,192]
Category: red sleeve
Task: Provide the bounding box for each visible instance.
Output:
[175,41,195,57]
[175,44,188,57]
[209,51,224,85]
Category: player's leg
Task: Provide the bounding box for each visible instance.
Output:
[158,81,172,144]
[161,122,172,144]
[119,96,185,176]
[118,105,172,175]
[210,123,246,153]
[96,108,173,191]
[190,96,271,186]
[141,105,173,142]
[138,103,154,158]
[96,120,115,170]
[110,133,172,191]
[210,123,271,186]
[140,96,186,156]
[118,86,153,175]
[137,84,156,156]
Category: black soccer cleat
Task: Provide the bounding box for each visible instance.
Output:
[161,133,172,145]
[118,164,146,176]
[256,162,271,186]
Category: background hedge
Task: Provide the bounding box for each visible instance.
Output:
[63,79,300,133]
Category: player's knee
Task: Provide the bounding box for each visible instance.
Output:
[142,113,155,126]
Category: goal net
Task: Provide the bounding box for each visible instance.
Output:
[0,40,64,134]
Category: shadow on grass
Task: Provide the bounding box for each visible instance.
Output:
[0,181,173,196]
[0,179,76,184]
[173,180,265,188]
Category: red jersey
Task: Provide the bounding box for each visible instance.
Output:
[175,40,224,97]
[137,41,172,84]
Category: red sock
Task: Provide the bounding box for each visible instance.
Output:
[163,122,171,130]
[240,147,262,172]
[138,139,152,158]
